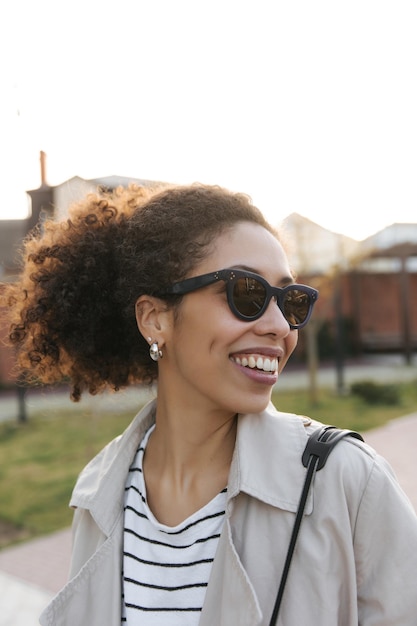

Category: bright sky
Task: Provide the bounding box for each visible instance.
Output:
[1,0,416,240]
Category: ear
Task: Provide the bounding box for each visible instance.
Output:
[135,295,170,346]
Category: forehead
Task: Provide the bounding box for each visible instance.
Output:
[198,222,292,279]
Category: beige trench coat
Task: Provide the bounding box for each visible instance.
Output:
[40,400,417,625]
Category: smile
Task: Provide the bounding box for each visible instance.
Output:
[231,355,278,373]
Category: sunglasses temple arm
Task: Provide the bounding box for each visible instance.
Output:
[163,272,220,296]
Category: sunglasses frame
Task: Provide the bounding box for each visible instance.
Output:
[161,268,319,329]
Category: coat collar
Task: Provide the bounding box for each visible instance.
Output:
[70,399,157,536]
[70,399,313,536]
[229,403,313,514]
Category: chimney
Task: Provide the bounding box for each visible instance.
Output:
[26,152,53,231]
[40,150,47,186]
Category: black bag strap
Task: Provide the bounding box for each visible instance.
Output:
[268,426,364,626]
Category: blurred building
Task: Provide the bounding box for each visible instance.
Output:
[280,212,359,275]
[282,214,417,362]
[1,153,165,283]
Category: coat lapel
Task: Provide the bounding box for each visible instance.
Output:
[200,519,263,626]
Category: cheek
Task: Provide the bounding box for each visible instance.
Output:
[290,329,299,349]
[283,330,298,365]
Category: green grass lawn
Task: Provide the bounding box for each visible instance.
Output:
[0,407,135,547]
[1,379,416,548]
[272,380,417,432]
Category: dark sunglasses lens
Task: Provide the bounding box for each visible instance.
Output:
[283,289,311,327]
[232,277,267,317]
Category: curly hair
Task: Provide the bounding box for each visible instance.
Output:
[1,183,278,400]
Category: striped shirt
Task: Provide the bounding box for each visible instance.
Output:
[122,425,227,625]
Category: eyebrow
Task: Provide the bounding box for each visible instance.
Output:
[231,265,296,287]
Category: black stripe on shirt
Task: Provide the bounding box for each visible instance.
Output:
[123,576,208,592]
[123,551,214,568]
[124,602,202,612]
[124,527,221,549]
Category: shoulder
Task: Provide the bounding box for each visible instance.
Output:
[300,419,411,523]
[303,419,379,470]
[260,403,389,500]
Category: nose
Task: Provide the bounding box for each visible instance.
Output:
[254,296,292,337]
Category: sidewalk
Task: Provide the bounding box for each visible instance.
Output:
[0,528,71,626]
[0,355,416,625]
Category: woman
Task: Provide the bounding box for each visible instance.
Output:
[3,184,417,625]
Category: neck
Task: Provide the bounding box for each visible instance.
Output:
[152,399,237,481]
[143,398,237,525]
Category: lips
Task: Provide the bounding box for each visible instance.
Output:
[231,354,278,373]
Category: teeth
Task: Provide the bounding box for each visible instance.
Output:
[234,355,278,373]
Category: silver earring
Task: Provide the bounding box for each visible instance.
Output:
[149,341,163,361]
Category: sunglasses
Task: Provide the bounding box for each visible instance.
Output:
[161,268,319,329]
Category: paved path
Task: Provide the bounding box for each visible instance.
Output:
[1,355,416,625]
[362,411,417,512]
